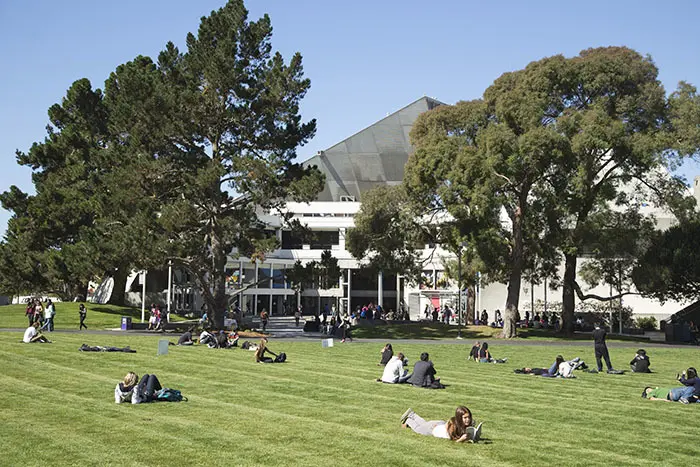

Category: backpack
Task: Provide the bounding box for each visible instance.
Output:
[274,352,287,363]
[155,388,187,402]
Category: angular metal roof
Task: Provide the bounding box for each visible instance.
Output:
[304,96,443,201]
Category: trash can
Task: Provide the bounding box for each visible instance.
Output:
[121,316,132,330]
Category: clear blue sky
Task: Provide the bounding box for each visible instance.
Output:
[1,0,699,237]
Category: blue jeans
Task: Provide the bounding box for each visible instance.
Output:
[41,317,53,332]
[669,386,695,401]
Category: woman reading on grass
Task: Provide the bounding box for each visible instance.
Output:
[400,406,481,442]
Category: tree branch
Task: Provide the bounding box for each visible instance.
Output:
[573,280,640,301]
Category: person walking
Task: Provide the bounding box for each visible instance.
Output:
[260,309,269,333]
[294,307,301,327]
[41,299,55,332]
[79,303,88,330]
[593,323,614,372]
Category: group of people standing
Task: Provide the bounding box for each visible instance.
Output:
[24,298,56,331]
[23,299,89,335]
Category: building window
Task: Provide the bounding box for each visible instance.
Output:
[282,231,304,249]
[310,231,339,249]
[340,195,356,202]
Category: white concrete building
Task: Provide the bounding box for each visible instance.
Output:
[155,96,691,324]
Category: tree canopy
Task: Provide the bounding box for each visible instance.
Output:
[1,1,323,328]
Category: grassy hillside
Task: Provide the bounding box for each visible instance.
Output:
[0,332,697,466]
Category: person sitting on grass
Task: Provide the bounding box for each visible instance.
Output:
[215,330,230,349]
[228,330,240,348]
[23,321,51,343]
[630,349,651,373]
[378,343,394,366]
[115,372,139,403]
[378,352,411,384]
[468,342,480,361]
[676,367,700,403]
[199,330,218,348]
[478,342,507,363]
[400,406,481,442]
[408,352,444,389]
[177,328,195,345]
[254,337,278,363]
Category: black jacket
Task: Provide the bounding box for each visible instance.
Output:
[593,328,607,347]
[409,360,436,387]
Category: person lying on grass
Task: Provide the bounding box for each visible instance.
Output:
[477,342,507,363]
[115,372,163,404]
[23,321,51,343]
[400,406,481,442]
[514,355,584,377]
[641,386,698,404]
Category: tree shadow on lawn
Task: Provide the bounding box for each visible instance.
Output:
[352,322,513,340]
[89,306,187,322]
[351,322,651,342]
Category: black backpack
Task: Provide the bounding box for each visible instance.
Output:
[274,352,287,363]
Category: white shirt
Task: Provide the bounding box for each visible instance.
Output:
[381,357,405,383]
[44,304,54,319]
[558,361,574,378]
[23,326,37,343]
[432,422,450,438]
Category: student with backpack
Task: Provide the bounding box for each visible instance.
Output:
[254,337,286,363]
[115,372,186,404]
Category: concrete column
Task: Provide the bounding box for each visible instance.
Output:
[167,262,172,313]
[347,268,352,313]
[378,271,384,307]
[141,271,147,323]
[396,274,401,311]
[238,261,243,287]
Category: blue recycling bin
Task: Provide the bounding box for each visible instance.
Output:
[121,316,132,330]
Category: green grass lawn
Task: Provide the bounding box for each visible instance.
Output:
[0,303,183,329]
[0,328,697,466]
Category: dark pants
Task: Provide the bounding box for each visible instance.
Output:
[595,345,613,371]
[79,314,87,329]
[137,374,162,402]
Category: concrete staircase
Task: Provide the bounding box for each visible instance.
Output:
[264,316,309,338]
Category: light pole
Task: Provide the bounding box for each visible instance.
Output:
[457,241,468,340]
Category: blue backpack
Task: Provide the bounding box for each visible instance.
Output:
[155,388,187,402]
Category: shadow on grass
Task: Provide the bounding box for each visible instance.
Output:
[351,322,652,342]
[89,305,188,322]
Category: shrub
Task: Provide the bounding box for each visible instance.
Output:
[635,316,657,331]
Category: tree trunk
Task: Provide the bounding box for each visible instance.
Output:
[502,211,524,338]
[208,228,229,330]
[108,266,128,306]
[561,253,577,336]
[467,285,475,325]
